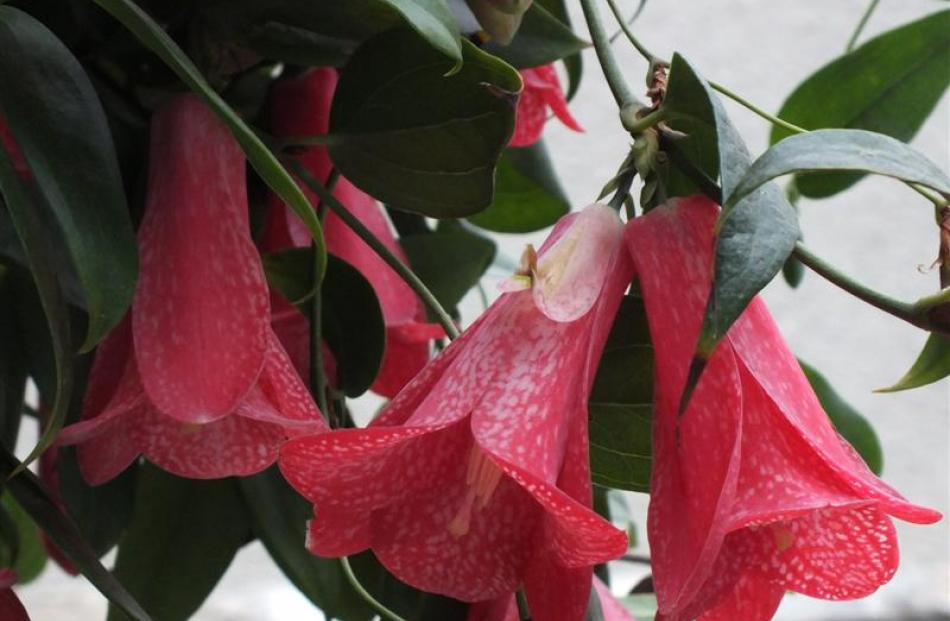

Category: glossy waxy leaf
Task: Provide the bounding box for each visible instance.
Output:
[663,54,800,355]
[108,466,251,621]
[0,5,137,351]
[772,10,950,198]
[0,272,26,452]
[239,467,374,621]
[0,494,47,584]
[536,0,583,99]
[879,332,950,392]
[728,129,950,214]
[465,0,532,44]
[468,140,571,233]
[0,447,152,621]
[91,0,327,279]
[329,29,521,218]
[588,296,653,492]
[485,3,587,69]
[800,361,883,475]
[400,226,496,314]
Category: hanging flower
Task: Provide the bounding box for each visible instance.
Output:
[466,577,636,621]
[58,94,326,484]
[624,195,942,621]
[0,570,29,621]
[279,205,630,621]
[509,65,582,148]
[262,67,443,398]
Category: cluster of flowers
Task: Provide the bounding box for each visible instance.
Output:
[1,65,939,621]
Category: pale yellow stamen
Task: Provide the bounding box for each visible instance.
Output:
[448,447,503,538]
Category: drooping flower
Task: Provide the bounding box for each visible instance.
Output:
[0,570,30,621]
[58,94,326,485]
[509,65,582,148]
[279,205,630,621]
[624,196,942,621]
[466,577,636,621]
[262,67,443,397]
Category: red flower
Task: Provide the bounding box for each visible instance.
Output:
[466,577,636,621]
[279,205,630,620]
[509,65,582,148]
[0,570,30,621]
[262,68,443,397]
[624,196,942,621]
[58,94,326,484]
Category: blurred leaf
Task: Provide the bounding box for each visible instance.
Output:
[322,256,385,397]
[728,129,950,214]
[0,273,26,451]
[108,466,251,621]
[663,54,800,357]
[329,29,520,218]
[465,0,532,44]
[401,227,496,314]
[468,140,570,233]
[588,296,653,492]
[621,594,657,620]
[0,129,73,472]
[91,0,327,279]
[536,0,582,99]
[585,587,606,621]
[879,332,950,392]
[239,467,374,621]
[57,447,137,557]
[0,446,152,621]
[800,361,883,475]
[244,22,356,67]
[772,10,950,198]
[485,3,587,68]
[1,494,47,583]
[348,552,468,620]
[262,248,317,306]
[0,6,138,351]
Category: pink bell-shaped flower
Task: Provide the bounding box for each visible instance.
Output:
[466,577,636,621]
[58,94,326,484]
[624,195,942,621]
[280,205,630,621]
[509,65,582,148]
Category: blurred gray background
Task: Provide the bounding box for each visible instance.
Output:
[17,0,949,619]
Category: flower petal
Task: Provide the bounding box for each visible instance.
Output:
[133,94,269,423]
[696,574,783,621]
[523,559,592,621]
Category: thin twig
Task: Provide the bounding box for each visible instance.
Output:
[309,168,340,423]
[340,557,406,621]
[846,0,880,52]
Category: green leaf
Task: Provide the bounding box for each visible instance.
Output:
[588,296,653,492]
[323,255,386,397]
[108,466,251,621]
[400,227,496,314]
[239,467,374,621]
[465,0,533,44]
[329,29,521,218]
[0,272,26,451]
[468,140,571,233]
[485,3,588,69]
[0,6,137,351]
[0,446,152,621]
[1,493,48,584]
[663,54,800,356]
[0,130,74,471]
[243,22,356,67]
[800,361,883,475]
[772,10,950,198]
[91,0,327,279]
[879,332,950,392]
[57,446,137,557]
[262,248,318,306]
[621,594,658,620]
[379,0,463,64]
[536,0,583,99]
[728,129,950,214]
[347,552,468,620]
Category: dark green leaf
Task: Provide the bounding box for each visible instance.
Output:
[0,271,26,451]
[400,227,496,313]
[244,22,356,67]
[348,552,468,620]
[262,248,317,306]
[0,131,74,471]
[468,140,571,233]
[1,493,47,583]
[92,0,327,279]
[728,129,950,214]
[108,466,251,621]
[329,29,521,218]
[588,296,653,492]
[772,10,950,198]
[0,6,137,350]
[239,467,374,621]
[800,361,883,475]
[57,447,137,557]
[879,332,950,392]
[379,0,463,63]
[663,54,800,356]
[323,255,386,397]
[465,0,532,44]
[485,3,588,69]
[536,0,583,99]
[0,446,152,621]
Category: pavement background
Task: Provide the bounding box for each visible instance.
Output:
[16,1,949,619]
